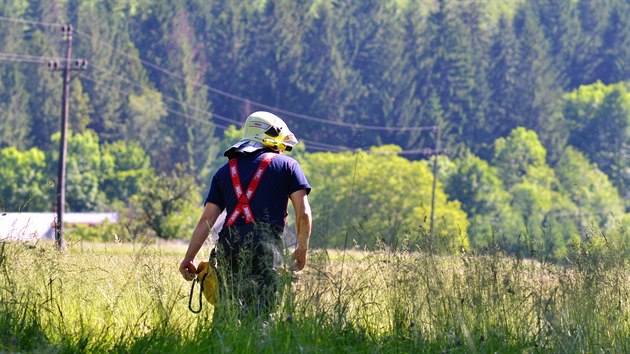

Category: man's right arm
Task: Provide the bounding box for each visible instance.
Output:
[179,202,222,280]
[289,189,312,271]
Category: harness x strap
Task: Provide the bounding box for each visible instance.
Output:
[225,153,276,227]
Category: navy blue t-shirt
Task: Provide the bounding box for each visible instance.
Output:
[205,151,311,232]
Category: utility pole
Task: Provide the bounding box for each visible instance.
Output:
[429,125,440,245]
[47,24,87,250]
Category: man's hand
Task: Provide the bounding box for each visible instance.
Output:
[292,247,308,271]
[179,259,197,281]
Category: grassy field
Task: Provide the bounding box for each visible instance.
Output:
[0,238,628,353]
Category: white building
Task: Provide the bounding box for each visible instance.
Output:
[0,212,118,241]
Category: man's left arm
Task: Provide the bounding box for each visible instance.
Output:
[289,189,312,271]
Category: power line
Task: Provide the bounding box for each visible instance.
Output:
[1,17,424,132]
[86,63,439,154]
[79,72,435,155]
[0,50,436,155]
[88,64,416,149]
[0,52,65,64]
[0,15,63,28]
[79,72,339,148]
[81,73,354,153]
[79,73,214,126]
[88,63,242,126]
[73,28,436,133]
[0,56,41,64]
[6,16,412,133]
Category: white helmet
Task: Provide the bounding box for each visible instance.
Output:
[241,111,298,151]
[224,111,298,158]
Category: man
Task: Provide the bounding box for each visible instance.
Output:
[179,111,312,319]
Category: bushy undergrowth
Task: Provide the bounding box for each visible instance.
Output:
[0,234,627,353]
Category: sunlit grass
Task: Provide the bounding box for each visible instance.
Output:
[0,237,628,353]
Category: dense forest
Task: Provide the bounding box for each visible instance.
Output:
[1,0,630,255]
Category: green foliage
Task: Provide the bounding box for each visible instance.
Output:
[100,140,154,207]
[564,81,630,200]
[65,221,120,242]
[493,127,553,188]
[490,128,584,257]
[48,130,107,211]
[130,165,202,239]
[593,0,630,85]
[555,147,624,229]
[127,89,167,150]
[515,3,568,160]
[0,146,51,211]
[301,145,469,253]
[445,150,519,245]
[1,0,630,262]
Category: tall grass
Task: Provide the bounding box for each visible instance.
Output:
[0,233,627,353]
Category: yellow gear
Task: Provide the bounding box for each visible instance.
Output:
[196,261,219,306]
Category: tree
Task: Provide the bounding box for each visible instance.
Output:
[0,68,30,150]
[513,4,567,161]
[445,150,519,245]
[486,15,521,150]
[131,1,218,178]
[126,88,167,156]
[571,0,610,87]
[131,165,201,239]
[593,0,630,84]
[0,147,51,211]
[290,0,369,147]
[0,1,33,150]
[100,140,154,207]
[47,130,107,211]
[564,81,630,200]
[22,0,64,152]
[529,0,581,90]
[493,128,577,256]
[454,0,492,153]
[73,0,147,144]
[493,127,554,189]
[301,145,469,253]
[417,0,476,151]
[555,147,625,230]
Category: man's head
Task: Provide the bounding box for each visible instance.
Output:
[225,111,298,157]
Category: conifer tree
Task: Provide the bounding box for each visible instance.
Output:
[418,0,476,151]
[529,0,581,90]
[593,0,630,84]
[486,16,521,144]
[513,5,567,161]
[131,1,217,178]
[454,0,491,153]
[16,0,65,151]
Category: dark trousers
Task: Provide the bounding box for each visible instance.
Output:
[214,223,283,321]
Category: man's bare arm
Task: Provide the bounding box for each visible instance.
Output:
[179,202,222,280]
[289,189,312,271]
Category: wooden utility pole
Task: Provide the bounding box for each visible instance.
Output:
[48,24,87,250]
[429,126,440,245]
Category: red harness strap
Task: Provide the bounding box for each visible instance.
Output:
[225,153,276,227]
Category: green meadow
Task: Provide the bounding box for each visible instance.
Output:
[0,237,627,353]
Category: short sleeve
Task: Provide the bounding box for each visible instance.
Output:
[205,174,226,210]
[288,160,311,196]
